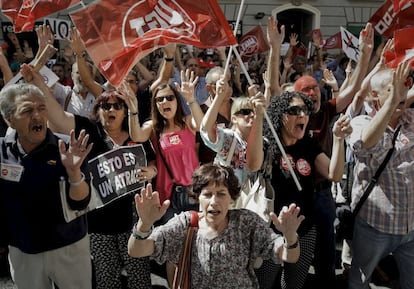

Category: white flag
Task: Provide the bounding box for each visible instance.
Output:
[340,27,359,62]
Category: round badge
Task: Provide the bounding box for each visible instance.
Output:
[280,154,295,171]
[296,158,311,176]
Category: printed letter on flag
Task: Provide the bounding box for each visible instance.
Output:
[369,0,414,39]
[340,27,359,62]
[70,0,237,87]
[384,26,414,68]
[1,0,80,32]
[237,25,270,62]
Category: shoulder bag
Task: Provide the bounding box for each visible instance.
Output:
[172,210,199,289]
[336,125,401,240]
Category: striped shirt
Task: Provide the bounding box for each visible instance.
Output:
[349,110,414,235]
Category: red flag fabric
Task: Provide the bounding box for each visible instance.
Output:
[237,25,270,62]
[322,32,342,50]
[369,0,414,38]
[70,0,237,87]
[384,26,414,68]
[1,0,80,32]
[393,0,413,13]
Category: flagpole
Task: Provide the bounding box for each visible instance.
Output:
[232,48,302,192]
[224,0,302,191]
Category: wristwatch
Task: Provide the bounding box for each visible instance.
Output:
[131,223,153,240]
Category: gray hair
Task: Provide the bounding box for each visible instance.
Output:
[0,83,45,120]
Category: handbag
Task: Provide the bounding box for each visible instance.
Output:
[172,210,199,289]
[242,148,274,225]
[336,125,401,240]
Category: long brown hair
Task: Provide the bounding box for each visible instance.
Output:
[151,83,186,137]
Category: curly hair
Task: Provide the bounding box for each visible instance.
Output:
[151,83,186,137]
[264,91,313,158]
[191,164,241,201]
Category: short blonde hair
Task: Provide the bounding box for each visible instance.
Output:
[230,96,252,115]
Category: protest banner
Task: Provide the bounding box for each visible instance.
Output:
[88,144,147,207]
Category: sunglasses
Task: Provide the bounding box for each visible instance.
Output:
[155,95,175,103]
[234,108,254,116]
[100,102,124,111]
[285,105,310,116]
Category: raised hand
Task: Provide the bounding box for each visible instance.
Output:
[36,24,55,54]
[118,81,138,113]
[134,183,170,226]
[68,27,86,56]
[289,33,299,47]
[271,203,304,241]
[332,114,352,140]
[175,69,199,103]
[359,22,374,57]
[59,129,93,173]
[267,16,285,48]
[322,69,339,92]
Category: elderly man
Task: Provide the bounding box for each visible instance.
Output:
[348,60,414,289]
[0,83,93,289]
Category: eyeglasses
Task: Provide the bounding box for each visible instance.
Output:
[100,102,124,111]
[285,105,310,116]
[155,95,175,103]
[234,108,254,116]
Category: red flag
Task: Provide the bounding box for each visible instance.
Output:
[322,32,342,50]
[237,25,270,62]
[1,0,80,33]
[393,0,413,13]
[307,28,323,45]
[70,0,237,87]
[369,0,414,39]
[384,26,414,68]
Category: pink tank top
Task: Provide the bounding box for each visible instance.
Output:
[154,127,199,201]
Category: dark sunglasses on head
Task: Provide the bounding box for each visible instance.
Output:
[234,108,254,115]
[100,102,124,111]
[155,95,175,103]
[285,105,310,116]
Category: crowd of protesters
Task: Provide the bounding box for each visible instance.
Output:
[0,13,413,289]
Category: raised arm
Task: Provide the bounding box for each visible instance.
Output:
[200,77,229,142]
[266,16,284,97]
[335,22,374,113]
[315,114,352,181]
[135,60,154,91]
[361,60,411,148]
[69,28,103,98]
[128,184,170,258]
[174,69,203,131]
[349,39,391,117]
[117,81,153,142]
[150,43,176,94]
[246,86,266,171]
[0,50,12,84]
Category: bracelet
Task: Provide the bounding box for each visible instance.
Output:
[283,234,299,249]
[68,172,85,187]
[131,223,153,240]
[128,111,139,116]
[164,57,174,62]
[186,100,196,106]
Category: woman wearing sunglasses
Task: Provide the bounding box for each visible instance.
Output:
[200,76,266,190]
[20,64,157,289]
[128,69,204,224]
[247,91,352,289]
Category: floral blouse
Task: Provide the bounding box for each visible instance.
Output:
[150,209,284,289]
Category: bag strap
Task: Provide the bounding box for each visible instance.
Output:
[172,211,199,289]
[153,136,176,183]
[353,125,401,217]
[188,210,199,228]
